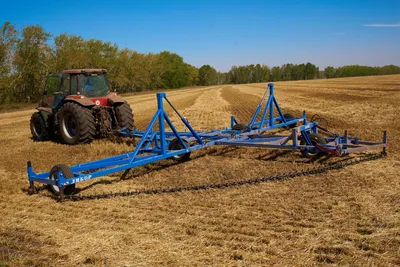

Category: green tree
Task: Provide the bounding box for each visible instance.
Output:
[304,62,316,80]
[14,25,51,102]
[379,65,400,75]
[0,21,18,103]
[52,34,88,71]
[324,66,335,78]
[198,65,217,85]
[185,63,199,86]
[270,66,281,81]
[159,51,188,89]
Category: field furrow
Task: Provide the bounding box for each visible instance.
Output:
[168,86,232,131]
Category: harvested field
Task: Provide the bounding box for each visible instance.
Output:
[0,75,399,266]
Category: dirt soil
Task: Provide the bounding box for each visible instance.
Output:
[0,75,399,266]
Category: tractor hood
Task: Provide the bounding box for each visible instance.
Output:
[64,92,126,107]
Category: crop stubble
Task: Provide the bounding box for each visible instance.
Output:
[0,75,399,266]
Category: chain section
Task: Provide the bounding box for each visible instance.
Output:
[57,152,386,202]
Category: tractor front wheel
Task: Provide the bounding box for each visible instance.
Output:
[58,102,96,145]
[30,112,49,141]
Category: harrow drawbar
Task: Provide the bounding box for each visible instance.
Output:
[26,83,388,200]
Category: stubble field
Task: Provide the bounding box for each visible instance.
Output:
[0,75,399,266]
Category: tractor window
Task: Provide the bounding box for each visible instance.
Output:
[61,74,70,92]
[78,73,109,97]
[71,75,78,94]
[45,74,61,96]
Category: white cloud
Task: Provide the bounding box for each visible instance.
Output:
[363,22,400,27]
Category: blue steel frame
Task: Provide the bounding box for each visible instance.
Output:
[27,83,388,196]
[229,84,304,131]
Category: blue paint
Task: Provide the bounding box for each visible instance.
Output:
[27,84,388,195]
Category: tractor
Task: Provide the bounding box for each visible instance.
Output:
[30,69,134,145]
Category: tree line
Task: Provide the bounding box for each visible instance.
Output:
[324,65,400,78]
[1,21,400,104]
[0,22,203,104]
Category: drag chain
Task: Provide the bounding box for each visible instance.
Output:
[60,152,386,202]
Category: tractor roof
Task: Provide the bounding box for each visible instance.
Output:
[62,69,107,74]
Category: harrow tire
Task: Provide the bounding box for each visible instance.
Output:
[283,113,297,129]
[58,102,96,145]
[30,112,49,141]
[232,123,247,132]
[169,139,191,162]
[114,102,134,131]
[300,133,327,158]
[48,164,75,196]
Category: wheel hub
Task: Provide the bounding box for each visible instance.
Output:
[63,114,77,138]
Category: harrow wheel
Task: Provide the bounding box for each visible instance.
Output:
[300,133,327,158]
[232,123,247,132]
[169,139,191,162]
[48,164,76,196]
[283,113,297,129]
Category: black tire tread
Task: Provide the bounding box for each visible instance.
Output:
[169,139,191,162]
[30,112,49,141]
[49,164,75,195]
[300,133,327,158]
[115,102,134,131]
[58,102,96,144]
[232,123,247,132]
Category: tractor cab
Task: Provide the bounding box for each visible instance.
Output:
[69,69,110,97]
[42,69,110,109]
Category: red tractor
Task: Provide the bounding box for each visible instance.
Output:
[30,69,134,145]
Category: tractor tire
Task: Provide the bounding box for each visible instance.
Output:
[30,112,49,141]
[48,164,75,196]
[300,133,327,158]
[114,102,134,131]
[169,139,191,162]
[283,113,297,129]
[232,123,247,132]
[58,102,96,145]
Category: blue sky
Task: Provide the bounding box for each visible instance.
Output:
[1,0,399,71]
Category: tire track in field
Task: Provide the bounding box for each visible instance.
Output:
[167,87,232,131]
[220,86,263,124]
[132,90,211,131]
[222,86,303,128]
[0,109,36,126]
[123,86,220,107]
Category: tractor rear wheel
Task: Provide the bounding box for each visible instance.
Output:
[48,164,75,196]
[169,139,191,162]
[300,133,327,158]
[58,102,96,145]
[30,112,49,141]
[114,102,134,131]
